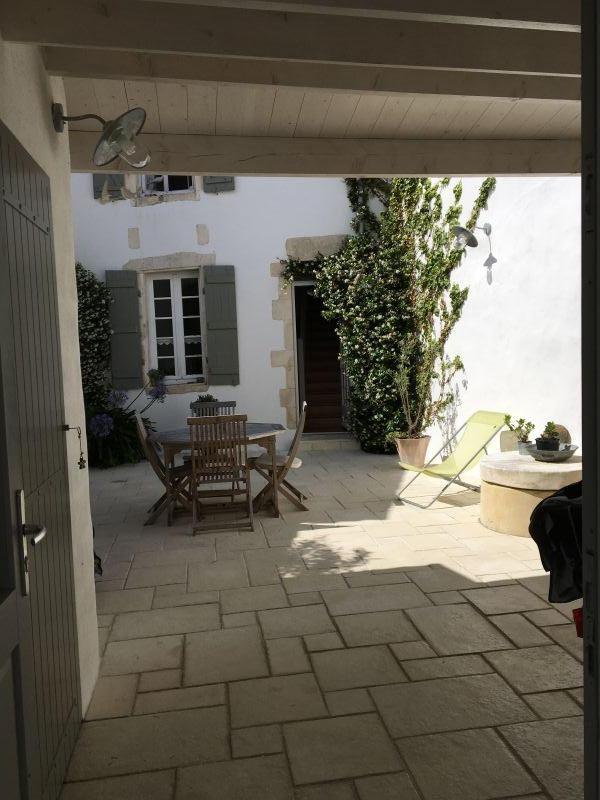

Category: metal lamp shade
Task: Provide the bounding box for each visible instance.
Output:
[92,107,150,168]
[451,225,479,247]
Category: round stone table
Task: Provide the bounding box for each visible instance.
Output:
[479,451,582,536]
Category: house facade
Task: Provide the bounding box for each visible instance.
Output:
[72,172,582,448]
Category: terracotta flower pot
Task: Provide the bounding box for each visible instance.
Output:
[395,435,431,469]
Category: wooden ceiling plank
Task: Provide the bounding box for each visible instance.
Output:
[345,95,388,137]
[91,79,129,124]
[43,49,580,102]
[421,95,468,138]
[398,95,442,138]
[294,92,334,137]
[4,1,579,77]
[124,80,161,132]
[442,98,491,139]
[269,88,305,136]
[319,93,361,137]
[187,83,218,134]
[155,82,189,133]
[215,84,248,135]
[464,98,517,139]
[240,85,277,135]
[69,131,581,175]
[370,95,414,137]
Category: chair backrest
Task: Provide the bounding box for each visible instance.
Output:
[285,402,308,468]
[135,412,167,482]
[189,400,237,417]
[187,414,248,485]
[444,410,507,474]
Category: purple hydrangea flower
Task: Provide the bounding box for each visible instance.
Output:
[147,382,167,403]
[107,389,128,408]
[89,413,114,439]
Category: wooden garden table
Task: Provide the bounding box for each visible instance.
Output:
[151,422,286,524]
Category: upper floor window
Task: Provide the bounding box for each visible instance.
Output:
[147,272,204,382]
[143,174,194,196]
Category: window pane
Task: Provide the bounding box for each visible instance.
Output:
[153,279,171,298]
[183,317,201,336]
[157,357,175,375]
[168,175,193,192]
[154,298,172,317]
[185,340,202,356]
[155,318,173,337]
[157,341,174,357]
[182,297,200,316]
[185,356,203,375]
[181,277,199,297]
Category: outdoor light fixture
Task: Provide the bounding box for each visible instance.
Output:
[452,222,497,278]
[51,103,151,168]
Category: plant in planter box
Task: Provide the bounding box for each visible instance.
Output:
[504,415,535,454]
[536,421,560,451]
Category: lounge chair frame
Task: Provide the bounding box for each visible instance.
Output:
[396,414,505,510]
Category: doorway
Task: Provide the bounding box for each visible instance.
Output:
[294,285,344,433]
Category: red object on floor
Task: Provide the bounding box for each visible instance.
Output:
[573,607,583,638]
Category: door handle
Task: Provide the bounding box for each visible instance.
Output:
[23,523,47,546]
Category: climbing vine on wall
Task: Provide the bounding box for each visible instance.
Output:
[281,176,496,453]
[75,263,112,410]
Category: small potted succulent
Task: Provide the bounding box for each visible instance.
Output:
[503,415,535,454]
[536,421,560,451]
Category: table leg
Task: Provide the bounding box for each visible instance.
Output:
[166,448,175,526]
[268,437,280,517]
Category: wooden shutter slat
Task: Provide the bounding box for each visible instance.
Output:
[106,270,143,389]
[204,264,239,386]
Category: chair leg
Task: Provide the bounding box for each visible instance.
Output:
[281,478,306,501]
[145,495,169,525]
[147,492,167,514]
[247,469,255,531]
[278,483,309,511]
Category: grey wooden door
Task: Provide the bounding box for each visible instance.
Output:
[0,121,80,800]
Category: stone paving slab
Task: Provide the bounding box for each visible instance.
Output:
[67,707,229,779]
[62,770,175,800]
[101,635,183,676]
[461,585,549,615]
[312,645,406,691]
[399,728,539,800]
[322,583,430,616]
[485,645,583,693]
[176,754,293,800]
[110,604,220,641]
[402,654,493,681]
[188,558,249,592]
[85,675,138,720]
[231,725,284,758]
[133,684,225,715]
[220,584,289,614]
[335,609,420,646]
[95,588,154,614]
[185,627,269,685]
[266,637,312,675]
[355,772,421,800]
[258,605,335,639]
[284,713,403,784]
[407,604,512,655]
[230,673,327,728]
[500,717,583,800]
[371,673,535,737]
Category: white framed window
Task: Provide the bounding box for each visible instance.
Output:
[143,174,194,196]
[146,271,205,383]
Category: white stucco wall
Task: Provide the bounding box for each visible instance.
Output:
[71,173,581,452]
[439,176,581,452]
[0,38,98,710]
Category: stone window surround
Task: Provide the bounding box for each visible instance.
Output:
[270,235,348,428]
[123,251,216,395]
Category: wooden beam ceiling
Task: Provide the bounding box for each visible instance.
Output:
[149,1,579,31]
[69,131,580,176]
[43,49,580,102]
[2,0,579,76]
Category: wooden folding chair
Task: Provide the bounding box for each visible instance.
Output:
[249,403,308,511]
[134,413,192,525]
[188,414,254,533]
[189,400,237,416]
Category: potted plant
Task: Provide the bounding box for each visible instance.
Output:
[503,415,535,454]
[536,421,560,451]
[190,392,218,414]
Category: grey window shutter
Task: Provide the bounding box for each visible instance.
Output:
[202,176,235,194]
[105,270,143,389]
[93,174,125,201]
[204,265,239,385]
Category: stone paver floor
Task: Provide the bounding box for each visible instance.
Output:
[62,449,583,800]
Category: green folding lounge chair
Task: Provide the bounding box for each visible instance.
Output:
[396,410,507,509]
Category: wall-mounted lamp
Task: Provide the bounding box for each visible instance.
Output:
[451,222,497,279]
[51,104,151,168]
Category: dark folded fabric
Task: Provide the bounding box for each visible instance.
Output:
[528,481,582,603]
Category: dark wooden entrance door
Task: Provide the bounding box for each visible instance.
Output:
[0,122,80,800]
[295,286,344,433]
